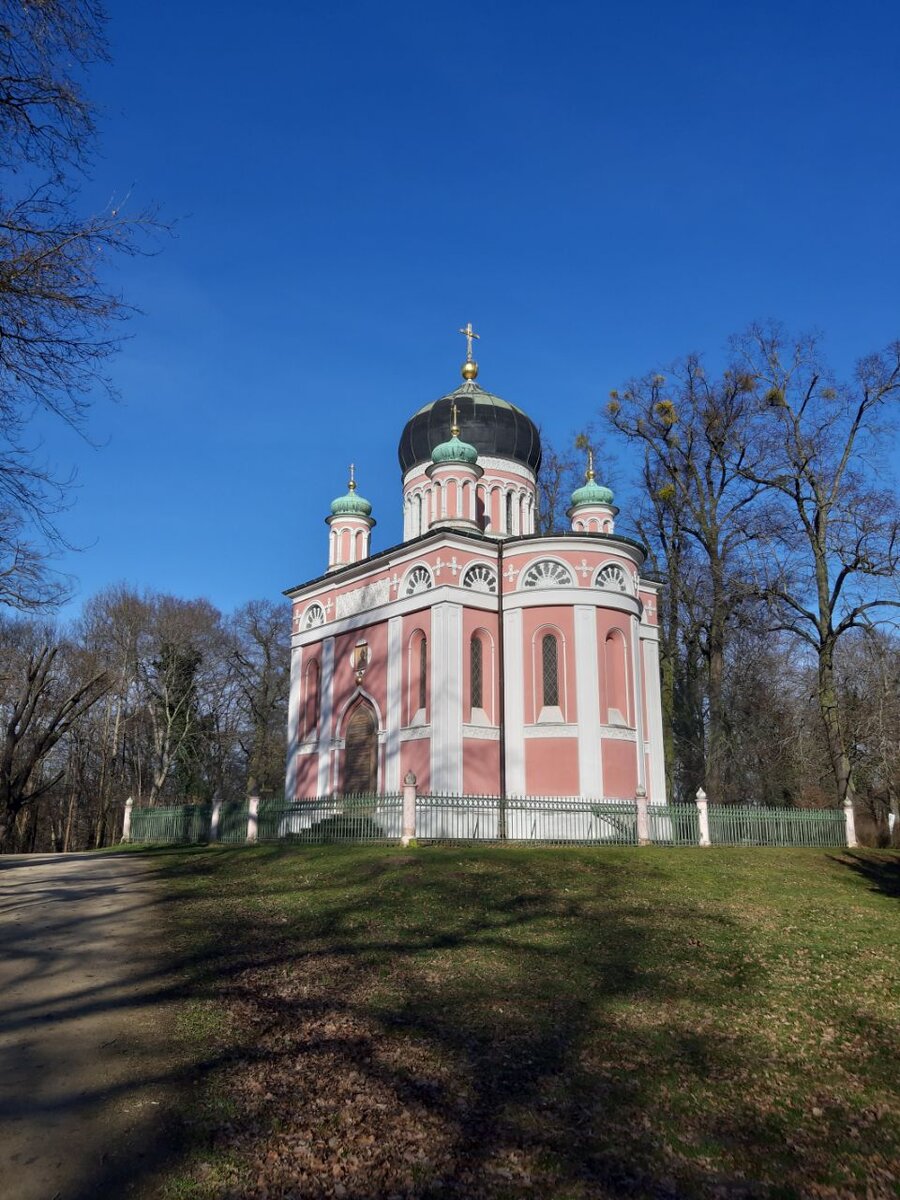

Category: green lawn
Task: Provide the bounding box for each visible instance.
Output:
[143,844,899,1199]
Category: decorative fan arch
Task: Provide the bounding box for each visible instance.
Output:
[303,603,326,629]
[521,559,574,589]
[461,562,497,593]
[595,564,630,593]
[403,564,434,596]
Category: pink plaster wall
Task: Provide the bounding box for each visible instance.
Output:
[602,739,637,798]
[521,606,577,724]
[400,737,430,791]
[463,737,500,794]
[525,738,580,795]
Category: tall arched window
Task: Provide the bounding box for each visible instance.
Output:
[303,659,320,740]
[605,630,628,725]
[470,634,483,711]
[506,490,514,534]
[541,633,559,707]
[407,630,428,724]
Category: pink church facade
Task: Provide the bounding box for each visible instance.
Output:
[285,344,667,804]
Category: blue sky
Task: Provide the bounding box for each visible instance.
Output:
[38,0,900,617]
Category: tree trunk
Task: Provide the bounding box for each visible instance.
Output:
[817,646,857,809]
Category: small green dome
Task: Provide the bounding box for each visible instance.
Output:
[571,478,614,508]
[330,475,372,517]
[431,433,479,466]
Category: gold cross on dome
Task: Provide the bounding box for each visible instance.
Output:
[458,321,480,362]
[450,402,460,437]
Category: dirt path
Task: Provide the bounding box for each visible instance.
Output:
[0,852,182,1200]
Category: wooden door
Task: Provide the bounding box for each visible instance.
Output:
[343,704,378,795]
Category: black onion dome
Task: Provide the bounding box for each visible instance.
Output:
[398,380,542,475]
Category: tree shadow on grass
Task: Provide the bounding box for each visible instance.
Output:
[828,849,900,898]
[8,845,898,1200]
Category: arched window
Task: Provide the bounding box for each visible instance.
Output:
[303,659,320,740]
[407,630,428,723]
[541,633,559,708]
[470,634,483,711]
[605,630,629,725]
[505,490,514,534]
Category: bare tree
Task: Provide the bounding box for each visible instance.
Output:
[0,616,109,849]
[0,0,161,609]
[734,325,900,812]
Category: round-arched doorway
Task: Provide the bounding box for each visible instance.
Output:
[343,702,378,795]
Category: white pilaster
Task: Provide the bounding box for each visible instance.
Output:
[430,602,463,793]
[574,605,603,799]
[385,615,402,792]
[503,606,525,796]
[285,645,303,800]
[641,632,667,803]
[317,636,335,795]
[630,615,647,792]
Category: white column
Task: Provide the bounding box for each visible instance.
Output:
[503,607,525,795]
[209,797,222,841]
[696,787,711,846]
[430,602,463,793]
[844,798,858,848]
[630,615,647,793]
[401,772,417,846]
[641,631,667,803]
[317,637,335,795]
[122,796,133,842]
[285,645,303,800]
[636,786,650,845]
[511,491,520,535]
[574,605,603,799]
[246,795,260,842]
[385,615,402,792]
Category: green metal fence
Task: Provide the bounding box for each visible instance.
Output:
[257,795,402,843]
[648,804,701,846]
[129,803,211,844]
[418,795,639,844]
[125,796,848,849]
[708,804,845,847]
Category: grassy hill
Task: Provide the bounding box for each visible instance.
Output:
[144,844,899,1199]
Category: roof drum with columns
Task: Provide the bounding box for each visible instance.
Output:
[284,326,667,807]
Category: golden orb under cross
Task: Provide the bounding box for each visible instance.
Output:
[458,322,480,380]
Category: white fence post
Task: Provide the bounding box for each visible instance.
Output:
[636,786,650,845]
[843,797,858,848]
[247,795,260,843]
[122,796,133,842]
[209,796,222,842]
[696,787,711,846]
[401,772,417,847]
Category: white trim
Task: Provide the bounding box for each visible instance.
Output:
[574,604,603,799]
[385,615,402,792]
[429,601,463,793]
[524,723,578,739]
[503,607,525,794]
[641,635,667,802]
[285,645,303,799]
[599,724,637,741]
[317,637,335,795]
[399,725,431,742]
[504,588,641,618]
[462,723,500,740]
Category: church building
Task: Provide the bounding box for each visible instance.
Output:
[285,328,666,802]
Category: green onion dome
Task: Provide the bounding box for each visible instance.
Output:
[571,478,614,507]
[431,432,478,466]
[330,469,372,517]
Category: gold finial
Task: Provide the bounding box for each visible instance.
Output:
[450,401,460,438]
[458,321,480,380]
[348,462,356,492]
[586,449,595,482]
